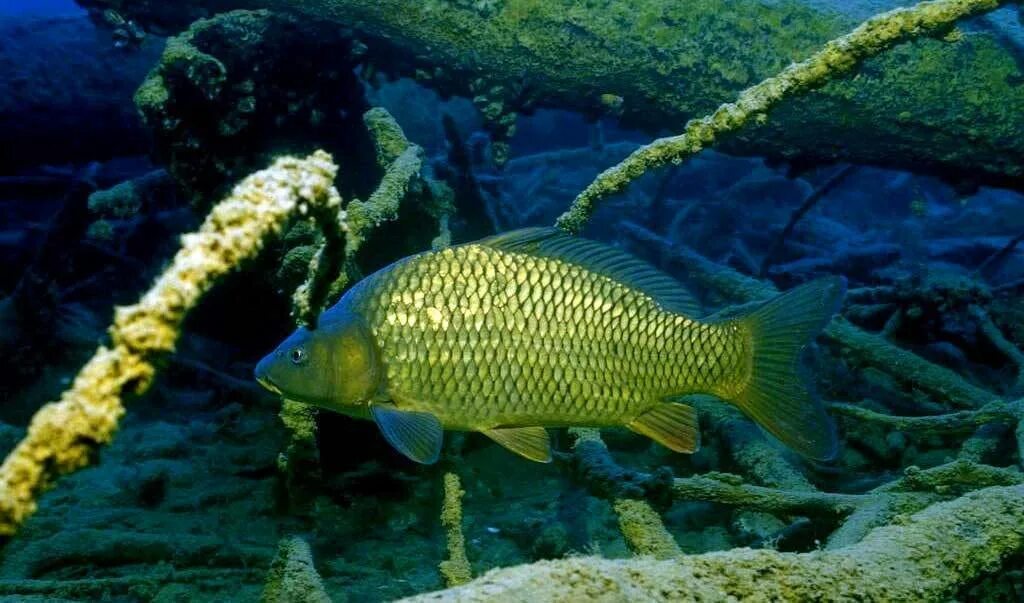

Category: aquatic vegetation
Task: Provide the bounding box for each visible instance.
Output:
[2,0,1024,600]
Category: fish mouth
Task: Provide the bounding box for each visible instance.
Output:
[254,354,283,395]
[256,375,282,396]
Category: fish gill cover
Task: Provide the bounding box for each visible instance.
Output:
[0,0,1023,601]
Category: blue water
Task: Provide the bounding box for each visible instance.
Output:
[0,0,81,16]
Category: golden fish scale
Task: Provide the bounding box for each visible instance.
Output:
[356,244,749,430]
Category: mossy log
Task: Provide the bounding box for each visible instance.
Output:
[402,483,1024,601]
[80,0,1024,188]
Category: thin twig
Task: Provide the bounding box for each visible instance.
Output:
[760,165,857,277]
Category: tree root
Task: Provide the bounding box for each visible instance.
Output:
[0,152,341,536]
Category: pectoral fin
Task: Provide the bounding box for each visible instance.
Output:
[628,402,700,453]
[483,426,552,463]
[370,402,443,464]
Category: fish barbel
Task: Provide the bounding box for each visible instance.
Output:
[256,228,843,463]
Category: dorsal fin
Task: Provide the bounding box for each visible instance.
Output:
[476,227,701,316]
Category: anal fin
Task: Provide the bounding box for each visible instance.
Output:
[628,402,700,453]
[483,426,552,463]
[370,402,443,464]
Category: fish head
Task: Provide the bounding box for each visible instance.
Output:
[255,312,380,409]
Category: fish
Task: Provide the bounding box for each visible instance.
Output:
[255,227,844,464]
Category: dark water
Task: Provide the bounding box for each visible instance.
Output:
[0,0,81,17]
[1,1,1023,601]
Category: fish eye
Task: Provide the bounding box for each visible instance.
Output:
[289,347,307,365]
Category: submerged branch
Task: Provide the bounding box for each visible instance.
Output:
[565,425,1020,519]
[830,399,1024,434]
[291,108,424,327]
[439,472,473,587]
[975,229,1024,276]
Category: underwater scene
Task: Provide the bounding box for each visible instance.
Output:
[2,0,1024,601]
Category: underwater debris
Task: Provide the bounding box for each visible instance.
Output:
[291,106,440,329]
[557,0,1014,233]
[971,304,1024,392]
[435,114,499,240]
[276,398,323,516]
[342,117,426,260]
[100,9,146,50]
[133,10,371,204]
[0,178,96,394]
[759,165,859,278]
[976,229,1024,276]
[438,472,473,587]
[831,398,1024,435]
[262,536,332,603]
[402,483,1024,601]
[87,169,175,221]
[0,152,341,536]
[562,420,1023,522]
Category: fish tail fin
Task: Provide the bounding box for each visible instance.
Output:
[730,276,846,460]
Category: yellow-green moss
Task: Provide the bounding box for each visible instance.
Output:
[262,536,332,603]
[613,499,683,559]
[438,472,473,587]
[363,106,412,167]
